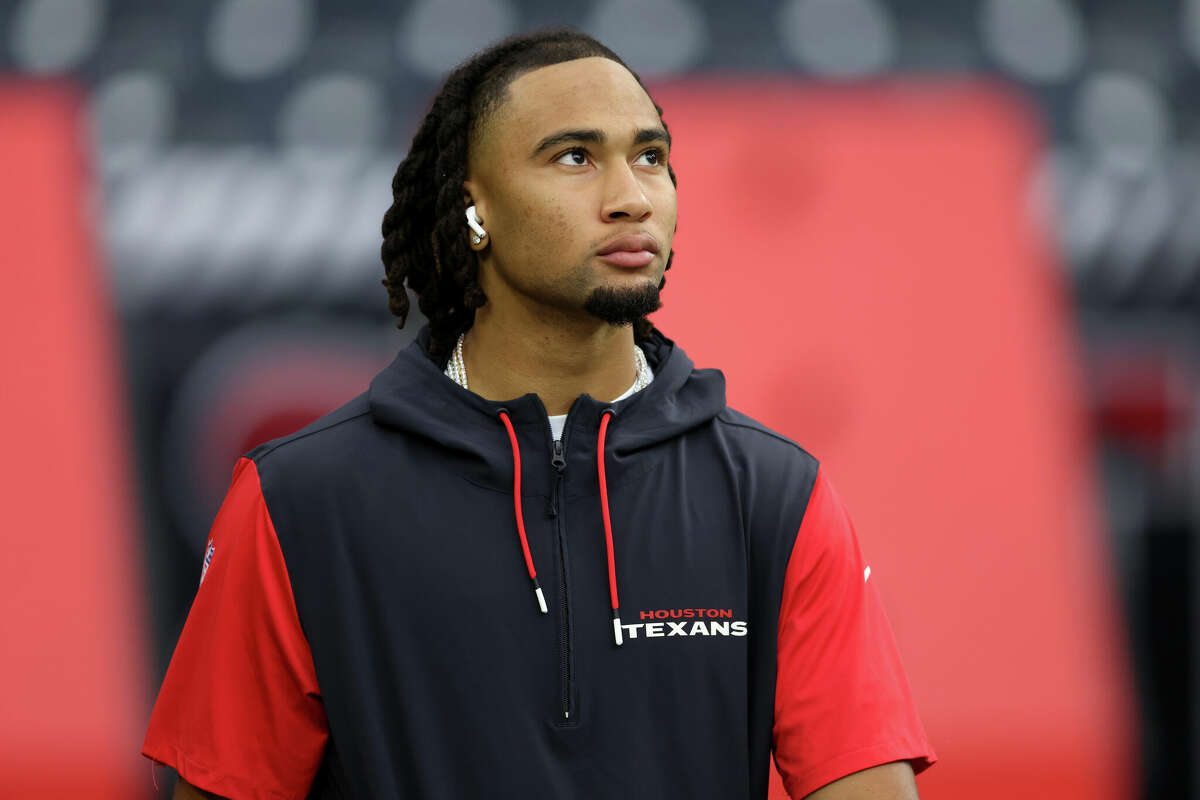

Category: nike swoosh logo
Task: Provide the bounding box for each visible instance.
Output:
[864,566,871,582]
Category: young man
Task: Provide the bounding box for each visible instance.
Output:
[144,29,937,800]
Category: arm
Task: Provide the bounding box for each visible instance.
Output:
[142,457,328,799]
[801,760,918,800]
[174,776,226,799]
[773,468,936,799]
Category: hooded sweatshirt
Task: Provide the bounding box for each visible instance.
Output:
[142,325,936,800]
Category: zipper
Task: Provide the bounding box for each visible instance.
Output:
[542,402,576,724]
[549,440,565,516]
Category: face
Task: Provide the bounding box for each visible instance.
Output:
[463,57,677,324]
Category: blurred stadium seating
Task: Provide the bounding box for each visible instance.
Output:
[1,0,1196,797]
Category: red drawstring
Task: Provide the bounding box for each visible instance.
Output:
[497,408,623,646]
[498,410,548,614]
[597,410,623,646]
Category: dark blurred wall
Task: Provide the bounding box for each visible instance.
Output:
[1,0,1195,796]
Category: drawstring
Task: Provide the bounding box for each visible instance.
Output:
[597,409,623,646]
[495,408,624,646]
[498,410,549,615]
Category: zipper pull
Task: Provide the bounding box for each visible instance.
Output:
[547,439,566,517]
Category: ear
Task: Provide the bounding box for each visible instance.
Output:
[462,179,491,252]
[462,179,486,223]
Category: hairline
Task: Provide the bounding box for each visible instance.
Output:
[468,55,658,153]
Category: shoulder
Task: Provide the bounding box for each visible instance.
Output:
[714,407,819,472]
[711,407,822,514]
[244,391,374,482]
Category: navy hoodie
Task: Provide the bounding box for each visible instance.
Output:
[143,325,936,799]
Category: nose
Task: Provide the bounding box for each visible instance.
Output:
[601,162,652,222]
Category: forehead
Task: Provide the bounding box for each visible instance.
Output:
[488,57,660,151]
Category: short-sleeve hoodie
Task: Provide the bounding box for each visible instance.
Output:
[143,325,936,799]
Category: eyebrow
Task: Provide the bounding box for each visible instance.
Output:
[531,126,671,158]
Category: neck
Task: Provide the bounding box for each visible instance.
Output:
[460,300,638,416]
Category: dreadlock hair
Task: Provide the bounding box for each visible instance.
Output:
[380,28,678,366]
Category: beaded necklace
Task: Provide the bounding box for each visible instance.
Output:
[444,331,653,396]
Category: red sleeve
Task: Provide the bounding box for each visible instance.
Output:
[142,457,328,800]
[773,467,936,798]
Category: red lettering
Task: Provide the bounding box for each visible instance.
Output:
[638,608,736,621]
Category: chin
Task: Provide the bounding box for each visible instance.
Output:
[583,281,663,325]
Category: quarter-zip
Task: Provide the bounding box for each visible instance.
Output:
[544,405,576,724]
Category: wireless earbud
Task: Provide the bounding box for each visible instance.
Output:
[465,205,487,243]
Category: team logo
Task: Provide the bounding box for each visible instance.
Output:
[620,608,749,640]
[199,538,215,587]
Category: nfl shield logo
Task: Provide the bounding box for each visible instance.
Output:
[199,539,215,587]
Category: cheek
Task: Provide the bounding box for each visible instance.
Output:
[511,197,578,261]
[652,185,678,232]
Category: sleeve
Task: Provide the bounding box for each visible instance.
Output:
[142,456,329,800]
[772,466,937,799]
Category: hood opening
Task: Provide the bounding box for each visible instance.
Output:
[368,323,727,645]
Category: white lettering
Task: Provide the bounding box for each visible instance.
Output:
[616,618,749,641]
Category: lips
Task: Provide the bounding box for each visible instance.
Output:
[596,233,659,268]
[597,233,659,256]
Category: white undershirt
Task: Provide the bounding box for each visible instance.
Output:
[547,378,644,441]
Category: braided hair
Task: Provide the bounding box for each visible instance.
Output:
[380,28,678,365]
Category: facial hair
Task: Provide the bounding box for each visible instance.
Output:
[583,280,663,326]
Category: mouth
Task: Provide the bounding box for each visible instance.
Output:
[598,250,656,268]
[596,233,659,269]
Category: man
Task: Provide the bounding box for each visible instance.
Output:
[143,28,936,800]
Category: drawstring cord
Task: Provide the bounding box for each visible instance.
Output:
[495,408,624,646]
[497,409,549,615]
[597,409,623,646]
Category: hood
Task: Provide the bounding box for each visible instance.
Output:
[368,324,726,456]
[367,323,727,646]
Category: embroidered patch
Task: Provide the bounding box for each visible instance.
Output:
[199,538,215,587]
[620,608,749,640]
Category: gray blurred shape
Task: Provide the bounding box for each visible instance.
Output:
[277,73,385,149]
[1187,0,1200,68]
[208,0,313,80]
[398,0,517,79]
[777,0,896,78]
[10,0,105,74]
[582,0,708,78]
[103,147,392,313]
[979,0,1085,84]
[1106,167,1172,297]
[90,70,175,153]
[1074,71,1171,177]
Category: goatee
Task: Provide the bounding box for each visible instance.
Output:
[584,282,663,326]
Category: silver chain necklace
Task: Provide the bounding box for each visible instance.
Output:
[444,331,653,396]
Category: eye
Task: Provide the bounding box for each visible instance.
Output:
[554,147,589,166]
[634,147,665,167]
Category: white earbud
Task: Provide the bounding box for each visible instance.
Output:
[465,205,487,242]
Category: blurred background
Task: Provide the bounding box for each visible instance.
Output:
[0,0,1195,797]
